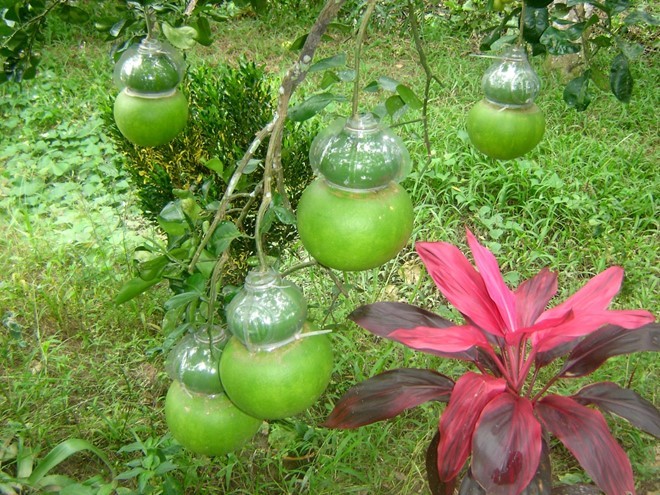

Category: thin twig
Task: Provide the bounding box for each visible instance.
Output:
[352,0,378,118]
[407,0,440,159]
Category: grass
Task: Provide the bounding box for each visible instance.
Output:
[1,4,658,494]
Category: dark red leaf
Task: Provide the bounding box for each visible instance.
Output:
[322,368,454,429]
[472,393,542,495]
[349,302,455,335]
[438,372,507,482]
[426,431,457,495]
[515,267,558,328]
[572,382,660,438]
[536,395,635,495]
[349,301,489,364]
[560,323,659,378]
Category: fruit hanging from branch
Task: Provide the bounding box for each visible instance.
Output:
[466,45,545,160]
[297,113,414,271]
[112,38,189,148]
[164,326,262,456]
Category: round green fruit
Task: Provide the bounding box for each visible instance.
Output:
[219,326,333,420]
[164,380,262,457]
[120,53,180,94]
[466,99,545,160]
[113,88,188,148]
[296,179,414,272]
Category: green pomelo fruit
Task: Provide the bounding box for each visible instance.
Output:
[466,99,545,160]
[164,380,262,457]
[113,89,188,148]
[219,327,333,420]
[296,179,414,272]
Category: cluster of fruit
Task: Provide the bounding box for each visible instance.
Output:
[296,113,414,271]
[164,270,333,456]
[112,39,189,148]
[467,45,545,160]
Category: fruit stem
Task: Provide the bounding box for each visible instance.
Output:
[352,0,378,118]
[144,6,156,41]
[518,0,526,47]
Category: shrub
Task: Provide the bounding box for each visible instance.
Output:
[105,58,314,220]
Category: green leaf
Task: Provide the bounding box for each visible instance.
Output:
[385,95,405,118]
[617,40,644,60]
[58,5,88,24]
[523,6,550,44]
[604,0,630,14]
[192,16,213,46]
[115,277,160,305]
[563,72,592,111]
[209,221,242,256]
[288,33,308,51]
[364,80,380,92]
[540,26,581,55]
[376,76,400,92]
[288,93,347,122]
[272,205,296,225]
[609,53,633,103]
[320,71,341,89]
[624,10,659,26]
[164,291,200,311]
[158,201,188,236]
[28,439,114,486]
[162,22,198,50]
[308,53,346,72]
[396,84,422,110]
[203,157,224,175]
[337,69,356,82]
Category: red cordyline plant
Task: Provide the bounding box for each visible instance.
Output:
[324,229,659,495]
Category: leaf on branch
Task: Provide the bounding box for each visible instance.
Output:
[559,323,660,377]
[624,10,660,26]
[610,53,633,103]
[162,22,198,50]
[563,73,592,111]
[287,92,347,122]
[308,53,347,72]
[322,368,454,429]
[572,382,660,438]
[396,84,423,110]
[209,221,243,256]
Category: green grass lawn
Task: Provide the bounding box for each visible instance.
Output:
[0,4,657,494]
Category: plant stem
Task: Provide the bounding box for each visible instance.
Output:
[518,0,526,46]
[407,0,440,159]
[184,0,198,16]
[144,6,154,40]
[352,0,378,118]
[254,0,347,271]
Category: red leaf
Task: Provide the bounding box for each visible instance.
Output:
[466,229,517,333]
[538,267,625,321]
[532,309,654,353]
[514,268,557,328]
[536,395,636,495]
[388,324,490,356]
[348,302,455,336]
[323,368,454,429]
[437,372,507,482]
[572,382,660,438]
[472,393,542,495]
[560,323,660,378]
[349,302,494,364]
[416,241,506,337]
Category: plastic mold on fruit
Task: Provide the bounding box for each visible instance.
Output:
[225,269,307,351]
[309,112,411,192]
